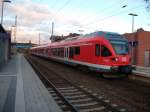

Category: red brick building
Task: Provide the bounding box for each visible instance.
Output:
[124,28,150,66]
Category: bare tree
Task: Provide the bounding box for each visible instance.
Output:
[144,0,150,11]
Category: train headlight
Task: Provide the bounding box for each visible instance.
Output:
[111,57,118,62]
[115,57,118,61]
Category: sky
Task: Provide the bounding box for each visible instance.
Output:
[1,0,150,44]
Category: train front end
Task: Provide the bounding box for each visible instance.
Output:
[106,33,132,74]
[110,40,132,74]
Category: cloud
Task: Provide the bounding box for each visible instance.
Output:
[9,3,52,24]
[4,0,101,43]
[3,0,139,44]
[3,0,53,43]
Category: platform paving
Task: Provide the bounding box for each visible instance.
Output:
[133,66,150,78]
[0,54,62,112]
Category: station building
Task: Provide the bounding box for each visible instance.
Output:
[11,42,37,53]
[0,25,11,67]
[124,28,150,67]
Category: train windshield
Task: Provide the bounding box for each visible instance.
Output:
[110,41,129,55]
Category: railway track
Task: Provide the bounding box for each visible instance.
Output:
[26,55,127,112]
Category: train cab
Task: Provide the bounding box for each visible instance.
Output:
[94,31,132,74]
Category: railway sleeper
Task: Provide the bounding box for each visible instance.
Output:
[58,86,75,90]
[77,103,106,110]
[60,88,79,93]
[61,91,83,96]
[69,98,92,103]
[60,105,68,109]
[60,105,76,112]
[47,87,53,91]
[49,90,56,93]
[80,106,105,112]
[51,93,57,97]
[53,96,60,100]
[65,94,87,99]
[73,101,98,107]
[54,99,75,112]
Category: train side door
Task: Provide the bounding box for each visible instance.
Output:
[64,47,69,60]
[95,44,101,63]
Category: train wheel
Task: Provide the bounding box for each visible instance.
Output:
[95,72,104,78]
[77,65,90,73]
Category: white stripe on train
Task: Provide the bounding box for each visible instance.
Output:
[35,53,112,70]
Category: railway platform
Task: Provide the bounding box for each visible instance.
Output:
[127,66,150,84]
[0,54,62,112]
[133,66,150,78]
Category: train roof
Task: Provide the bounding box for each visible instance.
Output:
[61,31,127,43]
[31,31,128,49]
[31,44,50,49]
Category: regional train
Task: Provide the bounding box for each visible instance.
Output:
[30,31,132,76]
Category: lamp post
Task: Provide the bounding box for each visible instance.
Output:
[128,13,138,64]
[1,0,11,25]
[14,16,17,43]
[50,22,54,41]
[128,13,138,33]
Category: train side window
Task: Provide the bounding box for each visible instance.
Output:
[69,47,74,58]
[60,48,63,57]
[95,44,100,56]
[75,47,80,55]
[101,45,112,57]
[64,48,66,57]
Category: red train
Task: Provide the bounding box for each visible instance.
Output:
[30,31,132,76]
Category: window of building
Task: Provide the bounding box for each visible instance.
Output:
[101,45,112,57]
[75,47,80,55]
[95,44,100,56]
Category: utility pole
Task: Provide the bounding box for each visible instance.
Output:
[39,33,40,45]
[128,13,138,64]
[50,22,54,41]
[14,16,17,43]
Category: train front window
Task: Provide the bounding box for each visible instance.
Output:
[101,45,112,57]
[111,41,129,55]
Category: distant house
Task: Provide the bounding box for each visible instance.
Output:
[0,24,11,66]
[124,28,150,66]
